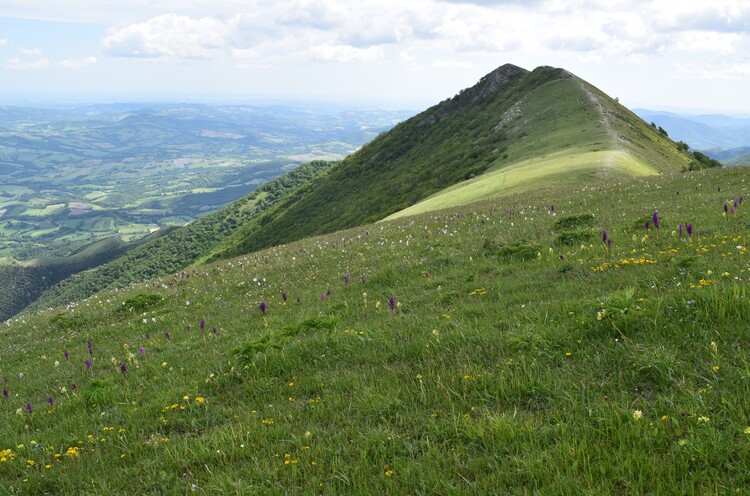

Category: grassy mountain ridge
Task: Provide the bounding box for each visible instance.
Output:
[200,65,559,260]
[2,164,750,492]
[204,65,695,261]
[21,161,333,316]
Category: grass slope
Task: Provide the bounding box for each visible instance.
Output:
[23,161,333,316]
[205,67,696,262]
[0,237,133,321]
[387,149,658,219]
[1,165,750,493]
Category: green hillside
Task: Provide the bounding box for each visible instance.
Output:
[204,65,696,262]
[20,161,333,317]
[2,164,749,493]
[0,237,134,321]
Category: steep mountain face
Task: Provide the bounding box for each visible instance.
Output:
[205,64,694,261]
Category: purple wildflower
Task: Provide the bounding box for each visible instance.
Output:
[734,200,739,208]
[2,389,7,398]
[652,211,660,229]
[344,275,349,285]
[200,320,205,331]
[164,331,171,340]
[389,297,396,312]
[724,203,729,214]
[326,290,331,296]
[296,296,301,304]
[120,363,127,375]
[607,239,612,248]
[211,326,217,334]
[139,346,146,356]
[320,294,325,302]
[602,230,608,243]
[259,301,267,315]
[678,223,683,237]
[64,350,69,360]
[71,382,77,391]
[732,208,736,215]
[282,292,287,303]
[87,339,93,356]
[549,204,555,213]
[26,402,32,414]
[47,396,53,407]
[686,223,693,236]
[85,359,92,370]
[645,221,650,230]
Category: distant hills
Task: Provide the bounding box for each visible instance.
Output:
[0,102,412,260]
[633,109,750,163]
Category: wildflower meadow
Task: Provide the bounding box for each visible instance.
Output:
[1,166,750,494]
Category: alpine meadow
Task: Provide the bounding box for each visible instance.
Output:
[1,64,749,495]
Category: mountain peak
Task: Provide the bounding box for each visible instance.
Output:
[434,63,529,120]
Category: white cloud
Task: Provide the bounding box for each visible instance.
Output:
[675,61,750,80]
[672,31,743,55]
[6,57,51,71]
[275,0,348,30]
[651,2,750,33]
[18,47,42,56]
[93,1,750,65]
[58,56,98,69]
[398,50,420,70]
[0,38,8,49]
[431,59,473,69]
[306,43,385,63]
[101,13,231,59]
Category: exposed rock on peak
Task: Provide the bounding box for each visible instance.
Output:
[435,63,529,120]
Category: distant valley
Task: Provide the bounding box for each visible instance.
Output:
[0,103,413,260]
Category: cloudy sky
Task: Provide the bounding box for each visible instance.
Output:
[1,0,750,113]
